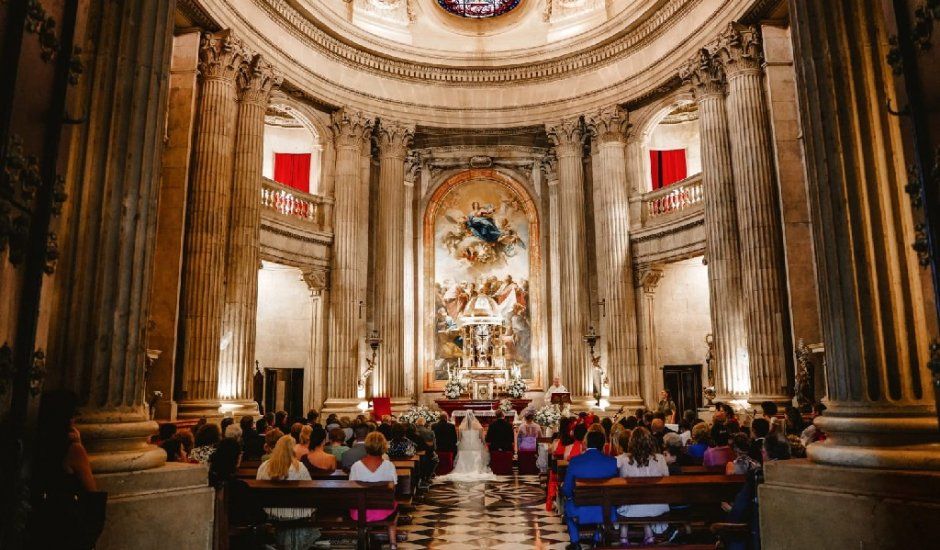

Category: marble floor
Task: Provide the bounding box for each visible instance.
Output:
[397,475,570,550]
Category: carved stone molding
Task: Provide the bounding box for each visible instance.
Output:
[375,120,414,158]
[711,22,764,77]
[637,267,664,294]
[331,109,375,149]
[239,55,283,105]
[585,105,630,144]
[546,117,584,156]
[199,30,251,82]
[302,268,329,295]
[679,48,726,99]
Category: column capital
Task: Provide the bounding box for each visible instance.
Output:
[637,266,664,294]
[546,117,584,156]
[712,22,764,77]
[541,153,559,184]
[376,119,415,158]
[585,106,630,144]
[238,55,282,106]
[331,109,375,149]
[302,268,329,296]
[404,151,421,186]
[680,48,727,100]
[199,30,251,82]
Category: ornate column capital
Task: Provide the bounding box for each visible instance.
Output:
[546,117,584,157]
[637,266,664,294]
[541,153,559,184]
[680,48,727,100]
[238,55,282,105]
[404,151,421,186]
[199,30,251,82]
[376,119,415,158]
[331,109,375,149]
[302,268,329,296]
[585,106,630,145]
[712,22,764,77]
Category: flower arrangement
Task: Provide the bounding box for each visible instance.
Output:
[399,405,440,425]
[443,377,464,399]
[533,404,561,428]
[498,398,514,414]
[506,375,527,398]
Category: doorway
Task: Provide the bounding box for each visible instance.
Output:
[662,364,703,422]
[262,368,305,419]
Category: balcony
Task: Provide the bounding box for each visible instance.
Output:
[631,173,706,266]
[643,173,704,222]
[260,177,331,232]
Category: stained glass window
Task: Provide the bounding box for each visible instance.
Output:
[437,0,521,19]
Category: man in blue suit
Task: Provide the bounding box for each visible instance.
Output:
[562,430,619,549]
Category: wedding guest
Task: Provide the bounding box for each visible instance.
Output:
[748,418,770,463]
[191,423,221,464]
[210,438,266,546]
[327,428,350,461]
[340,416,354,441]
[517,413,541,453]
[378,415,394,440]
[588,423,614,456]
[177,429,195,460]
[662,432,694,474]
[704,429,735,468]
[240,416,264,460]
[784,406,806,436]
[624,416,639,430]
[342,424,374,471]
[657,389,677,423]
[224,423,243,444]
[563,431,618,549]
[306,409,320,427]
[261,428,284,462]
[687,422,709,464]
[552,417,574,458]
[614,430,633,466]
[617,427,674,545]
[348,432,399,544]
[220,417,234,439]
[564,424,588,460]
[727,433,760,475]
[274,410,289,432]
[388,423,417,459]
[325,414,340,431]
[486,410,515,452]
[302,425,337,475]
[255,417,269,436]
[294,425,312,459]
[760,401,779,431]
[153,422,177,446]
[28,390,99,549]
[162,436,187,462]
[256,435,320,548]
[262,412,275,431]
[432,412,458,454]
[289,422,303,445]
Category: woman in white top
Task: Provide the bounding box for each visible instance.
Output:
[616,427,670,545]
[256,435,320,547]
[348,432,399,549]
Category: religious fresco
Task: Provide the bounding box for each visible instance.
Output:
[431,180,533,381]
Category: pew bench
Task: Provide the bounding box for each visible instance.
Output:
[244,479,399,550]
[573,474,745,548]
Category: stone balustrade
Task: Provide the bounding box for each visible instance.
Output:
[260,177,329,230]
[643,174,704,220]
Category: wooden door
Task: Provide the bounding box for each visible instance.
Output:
[662,364,702,421]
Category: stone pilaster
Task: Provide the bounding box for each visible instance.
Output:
[680,49,750,401]
[586,106,643,407]
[373,121,414,400]
[177,31,250,418]
[713,23,791,404]
[325,110,374,409]
[50,0,176,473]
[636,267,664,408]
[544,155,564,381]
[546,118,591,398]
[218,56,281,416]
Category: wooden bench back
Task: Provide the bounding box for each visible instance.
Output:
[574,475,745,507]
[243,479,397,510]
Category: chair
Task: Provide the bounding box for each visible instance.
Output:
[372,397,392,420]
[489,450,514,475]
[517,451,538,475]
[437,451,455,475]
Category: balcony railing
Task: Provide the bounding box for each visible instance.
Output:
[644,174,703,219]
[260,177,330,231]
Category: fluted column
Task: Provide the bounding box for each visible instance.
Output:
[787,0,939,470]
[586,107,643,407]
[325,111,374,407]
[714,24,791,404]
[547,119,591,398]
[177,32,250,418]
[218,56,281,416]
[544,156,564,380]
[680,50,750,401]
[373,121,414,400]
[51,0,176,471]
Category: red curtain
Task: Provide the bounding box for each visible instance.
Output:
[649,149,688,189]
[273,152,311,193]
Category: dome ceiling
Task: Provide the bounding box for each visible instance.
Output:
[436,0,521,19]
[187,0,766,127]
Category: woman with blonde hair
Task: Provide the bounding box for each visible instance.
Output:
[348,432,399,547]
[256,435,320,547]
[294,425,312,459]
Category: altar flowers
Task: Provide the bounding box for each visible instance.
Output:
[507,375,527,398]
[533,404,561,428]
[400,405,440,425]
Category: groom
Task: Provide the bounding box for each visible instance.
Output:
[485,410,514,452]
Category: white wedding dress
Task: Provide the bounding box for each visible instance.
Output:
[436,411,498,482]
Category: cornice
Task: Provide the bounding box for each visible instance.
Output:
[232,0,703,86]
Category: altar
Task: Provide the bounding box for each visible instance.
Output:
[434,399,531,425]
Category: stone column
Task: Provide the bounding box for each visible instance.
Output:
[544,156,564,380]
[402,154,419,399]
[759,3,940,547]
[546,119,591,398]
[178,32,250,418]
[714,23,791,404]
[680,49,750,401]
[218,56,281,417]
[303,269,328,412]
[50,0,176,472]
[373,121,414,401]
[325,110,374,410]
[586,106,643,407]
[636,267,664,408]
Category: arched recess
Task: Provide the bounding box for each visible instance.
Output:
[265,93,335,197]
[631,94,701,194]
[419,168,545,395]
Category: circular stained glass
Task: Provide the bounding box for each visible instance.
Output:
[437,0,521,19]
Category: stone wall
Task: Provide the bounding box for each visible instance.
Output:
[256,261,313,371]
[653,256,711,367]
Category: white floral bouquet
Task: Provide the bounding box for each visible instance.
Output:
[443,377,464,399]
[533,404,561,428]
[399,405,440,425]
[498,398,514,414]
[506,376,527,398]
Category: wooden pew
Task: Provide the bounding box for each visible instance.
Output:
[244,479,397,550]
[573,475,745,548]
[238,467,414,502]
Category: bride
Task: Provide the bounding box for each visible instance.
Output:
[436,411,498,481]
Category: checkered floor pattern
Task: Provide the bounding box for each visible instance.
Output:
[397,475,570,549]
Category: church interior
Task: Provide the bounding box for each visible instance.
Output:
[1,0,939,548]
